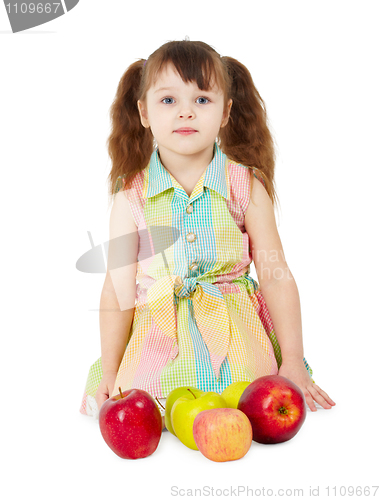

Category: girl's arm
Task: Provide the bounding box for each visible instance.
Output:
[99,279,136,375]
[244,172,335,411]
[96,191,138,408]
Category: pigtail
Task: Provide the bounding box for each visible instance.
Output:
[106,59,153,206]
[219,56,278,209]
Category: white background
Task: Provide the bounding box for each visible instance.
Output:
[1,1,379,499]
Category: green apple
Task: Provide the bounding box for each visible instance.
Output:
[164,386,205,436]
[221,381,252,409]
[171,389,227,450]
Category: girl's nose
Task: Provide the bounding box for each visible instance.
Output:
[178,106,195,119]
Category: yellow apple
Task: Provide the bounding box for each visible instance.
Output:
[171,389,227,450]
[164,386,204,435]
[221,381,251,409]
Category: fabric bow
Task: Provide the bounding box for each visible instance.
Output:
[146,275,231,380]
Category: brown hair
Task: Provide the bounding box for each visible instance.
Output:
[106,40,279,210]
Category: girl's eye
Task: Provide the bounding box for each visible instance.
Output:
[162,97,175,104]
[196,97,210,104]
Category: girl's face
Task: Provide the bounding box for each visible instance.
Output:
[137,63,232,162]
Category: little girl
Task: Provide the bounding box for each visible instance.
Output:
[79,40,335,421]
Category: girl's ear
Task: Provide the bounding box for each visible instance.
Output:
[137,100,150,128]
[221,99,233,128]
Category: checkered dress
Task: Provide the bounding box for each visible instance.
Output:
[79,143,313,416]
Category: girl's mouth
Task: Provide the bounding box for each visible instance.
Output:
[174,128,197,135]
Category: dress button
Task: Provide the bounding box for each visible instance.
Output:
[186,204,193,214]
[186,232,196,242]
[189,262,198,271]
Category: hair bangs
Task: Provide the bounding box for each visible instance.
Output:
[140,41,228,100]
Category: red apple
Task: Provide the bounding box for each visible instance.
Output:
[193,408,253,462]
[238,375,306,444]
[99,387,162,459]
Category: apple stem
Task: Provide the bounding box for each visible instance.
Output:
[155,397,165,410]
[187,388,196,399]
[278,406,288,415]
[118,387,124,399]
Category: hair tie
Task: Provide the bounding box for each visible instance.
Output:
[143,59,147,67]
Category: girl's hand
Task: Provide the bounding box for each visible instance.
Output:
[95,371,118,412]
[278,361,336,412]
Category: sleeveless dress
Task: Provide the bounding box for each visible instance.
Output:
[79,143,313,417]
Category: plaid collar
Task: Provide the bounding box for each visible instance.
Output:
[144,142,229,200]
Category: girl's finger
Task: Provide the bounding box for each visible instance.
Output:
[96,393,108,410]
[311,384,336,405]
[308,385,333,409]
[303,391,317,412]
